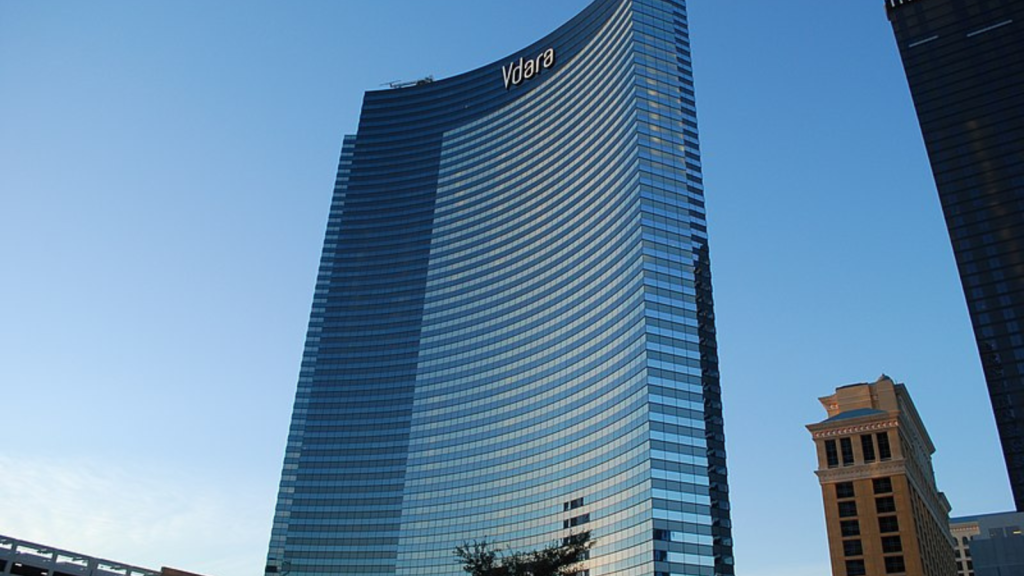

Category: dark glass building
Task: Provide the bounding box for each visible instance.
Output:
[951,511,1024,576]
[266,1,733,575]
[886,0,1024,511]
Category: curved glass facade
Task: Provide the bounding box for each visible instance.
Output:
[266,1,733,576]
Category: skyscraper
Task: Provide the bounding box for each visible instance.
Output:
[265,1,733,575]
[886,0,1024,510]
[807,376,956,576]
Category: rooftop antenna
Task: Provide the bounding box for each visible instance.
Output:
[383,75,435,89]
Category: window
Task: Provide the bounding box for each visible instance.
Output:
[841,520,861,537]
[879,515,900,533]
[846,559,867,576]
[861,434,876,463]
[877,431,893,460]
[839,501,858,518]
[876,496,897,514]
[882,535,903,553]
[826,440,839,468]
[874,477,893,494]
[836,482,855,499]
[653,550,667,562]
[884,555,906,574]
[843,539,863,557]
[11,564,47,576]
[564,513,589,528]
[841,437,855,465]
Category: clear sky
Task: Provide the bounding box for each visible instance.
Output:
[0,2,1012,576]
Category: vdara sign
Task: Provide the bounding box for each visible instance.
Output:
[502,48,556,90]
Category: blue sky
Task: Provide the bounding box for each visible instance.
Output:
[0,2,1011,576]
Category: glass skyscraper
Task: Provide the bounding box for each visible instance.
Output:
[886,0,1024,511]
[266,1,733,575]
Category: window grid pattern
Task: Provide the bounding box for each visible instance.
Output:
[266,1,729,575]
[633,0,732,574]
[399,2,648,574]
[889,0,1024,510]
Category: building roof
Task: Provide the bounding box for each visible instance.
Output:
[951,511,1024,525]
[823,408,886,423]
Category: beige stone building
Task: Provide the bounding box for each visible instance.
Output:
[949,518,981,576]
[807,375,957,576]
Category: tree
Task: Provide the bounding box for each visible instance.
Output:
[455,531,592,576]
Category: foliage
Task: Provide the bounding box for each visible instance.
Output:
[455,531,592,576]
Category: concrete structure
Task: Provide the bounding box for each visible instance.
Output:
[886,0,1024,511]
[950,519,979,576]
[0,535,205,576]
[807,375,956,576]
[265,1,733,575]
[950,511,1024,576]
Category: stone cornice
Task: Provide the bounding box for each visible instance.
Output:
[815,459,907,482]
[950,522,980,535]
[808,419,898,439]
